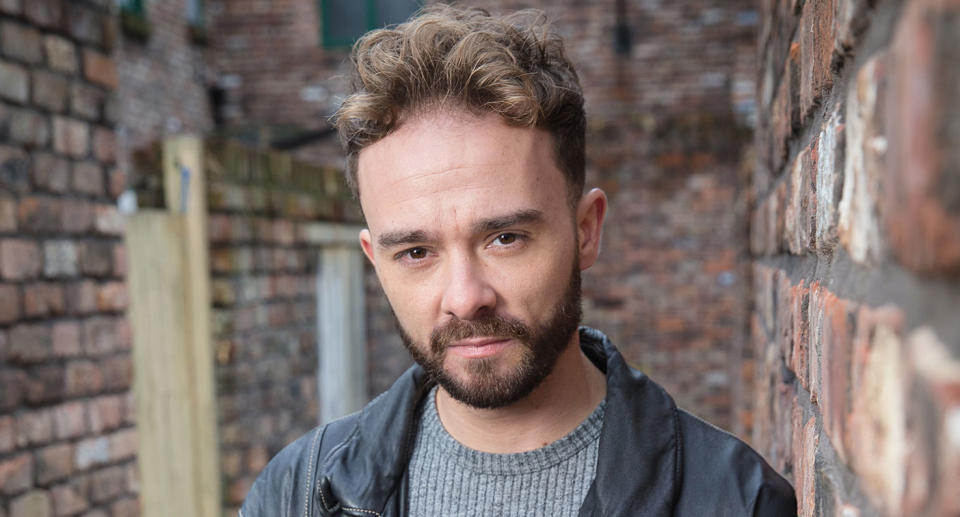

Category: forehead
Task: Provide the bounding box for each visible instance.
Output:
[356,110,570,236]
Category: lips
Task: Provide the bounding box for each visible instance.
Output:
[445,337,513,359]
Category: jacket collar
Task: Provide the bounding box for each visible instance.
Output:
[319,327,680,516]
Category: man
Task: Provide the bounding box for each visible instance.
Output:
[241,6,796,516]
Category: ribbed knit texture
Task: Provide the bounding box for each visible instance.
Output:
[407,386,605,517]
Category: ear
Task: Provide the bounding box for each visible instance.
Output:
[359,228,376,265]
[575,188,607,270]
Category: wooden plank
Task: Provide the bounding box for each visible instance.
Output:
[162,135,220,517]
[127,135,220,517]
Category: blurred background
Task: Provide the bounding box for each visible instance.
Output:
[0,0,958,516]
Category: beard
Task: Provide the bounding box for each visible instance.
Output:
[395,263,582,409]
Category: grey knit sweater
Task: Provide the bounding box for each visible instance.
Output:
[407,387,605,516]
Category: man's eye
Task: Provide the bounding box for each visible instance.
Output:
[493,233,522,246]
[405,247,428,260]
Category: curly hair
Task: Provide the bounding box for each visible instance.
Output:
[334,5,586,203]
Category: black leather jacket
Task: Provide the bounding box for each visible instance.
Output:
[240,327,797,516]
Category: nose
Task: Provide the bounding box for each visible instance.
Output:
[439,254,497,320]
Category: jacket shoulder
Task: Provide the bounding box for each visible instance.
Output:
[239,413,360,517]
[674,410,797,517]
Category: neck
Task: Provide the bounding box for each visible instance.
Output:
[434,333,607,454]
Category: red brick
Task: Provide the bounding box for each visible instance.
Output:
[69,82,103,121]
[0,239,41,280]
[9,489,52,517]
[52,321,81,357]
[8,108,49,148]
[82,49,117,89]
[52,117,89,158]
[1,21,43,64]
[848,305,907,512]
[112,243,126,278]
[17,196,62,233]
[114,318,131,350]
[820,291,852,461]
[108,428,136,462]
[59,199,94,233]
[50,482,88,515]
[884,0,960,275]
[66,3,106,47]
[95,282,127,312]
[91,128,115,165]
[71,161,103,197]
[101,355,132,391]
[66,280,97,314]
[65,360,103,397]
[78,241,112,276]
[839,51,887,264]
[51,401,85,440]
[87,395,123,433]
[0,283,21,323]
[0,369,27,410]
[15,408,52,447]
[799,0,836,121]
[83,316,116,355]
[0,453,33,495]
[24,364,65,404]
[8,322,52,363]
[110,497,138,517]
[35,443,74,485]
[32,153,70,193]
[89,465,125,502]
[23,283,65,317]
[107,167,125,199]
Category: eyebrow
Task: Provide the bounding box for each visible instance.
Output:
[375,209,545,250]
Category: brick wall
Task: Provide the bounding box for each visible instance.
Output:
[203,139,362,514]
[749,0,960,514]
[0,1,139,516]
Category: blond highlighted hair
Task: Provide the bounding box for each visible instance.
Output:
[334,5,586,202]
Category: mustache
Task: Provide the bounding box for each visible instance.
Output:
[429,315,532,354]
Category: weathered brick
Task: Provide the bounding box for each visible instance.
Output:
[93,204,122,235]
[0,369,27,411]
[83,316,116,355]
[74,436,109,471]
[60,199,94,233]
[0,0,20,15]
[884,0,960,275]
[31,70,68,112]
[95,282,127,313]
[0,283,21,323]
[78,241,112,276]
[112,243,126,278]
[36,443,74,485]
[43,35,77,74]
[0,454,32,495]
[0,415,12,453]
[9,489,52,517]
[88,465,124,502]
[108,428,136,462]
[107,167,125,199]
[87,395,123,433]
[110,497,138,517]
[813,107,844,251]
[0,145,30,193]
[23,282,65,317]
[50,482,88,515]
[101,355,132,390]
[24,363,65,404]
[66,280,97,314]
[72,161,103,196]
[848,306,906,513]
[52,117,89,158]
[66,4,106,47]
[43,240,77,277]
[798,0,836,121]
[51,401,86,440]
[69,82,103,121]
[0,61,29,103]
[784,143,814,254]
[0,193,16,231]
[17,196,61,233]
[1,21,43,64]
[91,127,115,165]
[23,0,61,30]
[65,360,103,397]
[32,152,70,193]
[81,49,116,89]
[839,51,887,264]
[52,320,81,357]
[8,107,49,147]
[15,408,52,447]
[8,322,52,363]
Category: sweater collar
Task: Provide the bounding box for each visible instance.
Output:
[319,327,680,516]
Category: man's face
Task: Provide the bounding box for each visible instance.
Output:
[357,109,584,409]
